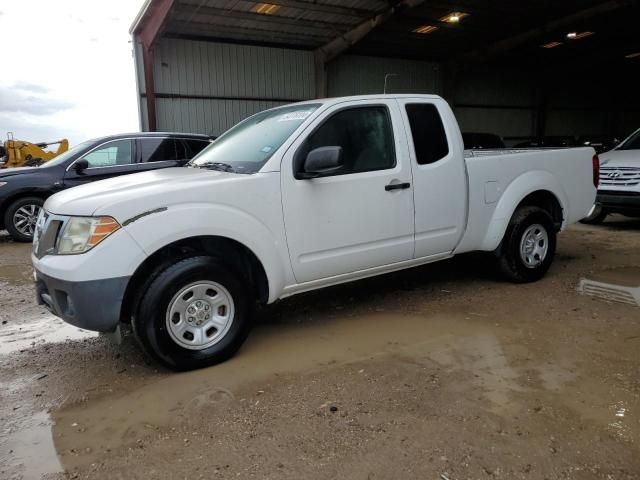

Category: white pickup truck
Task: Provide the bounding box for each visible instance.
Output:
[32,95,597,370]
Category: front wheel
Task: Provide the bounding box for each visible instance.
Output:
[4,197,44,242]
[132,256,253,371]
[496,206,557,283]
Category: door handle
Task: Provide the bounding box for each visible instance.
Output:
[385,182,411,191]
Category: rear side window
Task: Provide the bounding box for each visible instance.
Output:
[405,104,449,165]
[183,139,211,158]
[139,138,186,162]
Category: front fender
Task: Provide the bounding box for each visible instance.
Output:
[122,203,289,303]
[481,170,568,251]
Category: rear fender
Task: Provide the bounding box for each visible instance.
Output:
[481,170,568,251]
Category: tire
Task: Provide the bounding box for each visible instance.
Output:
[580,203,607,225]
[496,206,557,283]
[4,197,44,242]
[132,256,253,371]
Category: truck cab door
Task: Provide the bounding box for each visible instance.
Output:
[396,98,467,258]
[63,138,138,188]
[281,99,415,284]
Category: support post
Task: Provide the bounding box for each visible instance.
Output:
[132,0,175,131]
[314,51,328,99]
[142,45,158,131]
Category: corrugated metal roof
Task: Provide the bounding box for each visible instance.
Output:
[165,0,381,48]
[134,0,640,65]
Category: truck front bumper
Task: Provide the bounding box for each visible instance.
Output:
[597,190,640,214]
[35,269,129,332]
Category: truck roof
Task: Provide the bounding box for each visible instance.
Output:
[293,93,444,107]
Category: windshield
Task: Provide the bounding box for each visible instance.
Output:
[190,103,321,173]
[41,139,95,167]
[617,128,640,151]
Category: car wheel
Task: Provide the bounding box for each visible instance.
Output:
[496,206,557,283]
[4,197,44,242]
[579,203,607,225]
[132,255,253,371]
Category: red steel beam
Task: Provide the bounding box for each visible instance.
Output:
[133,0,175,131]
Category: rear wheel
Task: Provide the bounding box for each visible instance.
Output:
[496,206,557,283]
[580,203,607,224]
[132,255,253,371]
[4,197,43,242]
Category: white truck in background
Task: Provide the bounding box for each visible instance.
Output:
[31,94,598,370]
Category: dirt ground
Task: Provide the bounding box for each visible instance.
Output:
[1,217,639,480]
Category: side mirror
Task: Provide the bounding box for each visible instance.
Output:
[73,158,89,173]
[298,146,344,179]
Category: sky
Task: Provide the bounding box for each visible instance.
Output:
[0,0,147,146]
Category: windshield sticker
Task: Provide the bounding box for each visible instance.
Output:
[261,146,273,153]
[277,110,313,122]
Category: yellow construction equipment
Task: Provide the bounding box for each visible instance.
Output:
[0,132,69,168]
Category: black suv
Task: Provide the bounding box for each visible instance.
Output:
[0,132,212,241]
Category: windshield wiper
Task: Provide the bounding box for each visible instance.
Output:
[195,162,236,173]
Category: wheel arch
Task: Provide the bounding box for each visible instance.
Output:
[515,190,564,229]
[1,191,49,218]
[480,170,568,251]
[1,192,48,233]
[120,235,270,324]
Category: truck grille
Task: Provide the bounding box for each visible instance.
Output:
[599,166,640,187]
[33,212,64,258]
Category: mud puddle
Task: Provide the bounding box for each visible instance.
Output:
[53,311,517,469]
[0,410,62,480]
[0,315,97,355]
[52,305,640,471]
[0,265,33,285]
[578,266,640,306]
[559,378,640,444]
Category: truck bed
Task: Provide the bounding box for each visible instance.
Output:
[464,148,575,158]
[455,146,596,254]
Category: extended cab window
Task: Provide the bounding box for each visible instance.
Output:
[82,139,133,168]
[405,104,449,165]
[140,138,186,162]
[300,106,395,176]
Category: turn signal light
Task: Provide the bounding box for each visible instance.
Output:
[88,217,120,246]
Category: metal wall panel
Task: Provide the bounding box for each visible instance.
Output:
[451,67,539,144]
[327,55,441,97]
[454,68,537,107]
[144,38,315,135]
[139,99,149,132]
[133,41,146,95]
[545,110,609,137]
[153,38,315,100]
[454,107,536,141]
[156,98,289,135]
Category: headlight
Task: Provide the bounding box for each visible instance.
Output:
[0,182,7,187]
[57,216,120,254]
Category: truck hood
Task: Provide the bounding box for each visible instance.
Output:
[599,149,640,168]
[45,167,242,219]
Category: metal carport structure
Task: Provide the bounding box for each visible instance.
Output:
[130,0,640,144]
